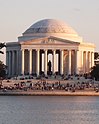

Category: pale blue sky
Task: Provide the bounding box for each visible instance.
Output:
[0,0,99,63]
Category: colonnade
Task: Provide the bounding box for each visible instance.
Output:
[21,49,64,76]
[6,49,94,77]
[6,50,20,76]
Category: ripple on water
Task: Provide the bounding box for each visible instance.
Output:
[0,96,99,124]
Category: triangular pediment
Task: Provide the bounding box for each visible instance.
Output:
[20,36,80,45]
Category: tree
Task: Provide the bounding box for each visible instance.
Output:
[0,42,6,78]
[0,43,6,54]
[0,61,6,78]
[94,52,99,59]
[90,64,99,81]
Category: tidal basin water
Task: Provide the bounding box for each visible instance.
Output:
[0,96,99,124]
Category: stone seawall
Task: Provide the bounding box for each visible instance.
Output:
[0,91,99,96]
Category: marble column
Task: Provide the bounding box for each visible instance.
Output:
[60,50,64,75]
[58,52,60,74]
[16,50,19,75]
[18,50,22,75]
[68,50,71,75]
[21,49,25,75]
[8,51,11,76]
[29,49,32,74]
[12,51,15,76]
[36,49,40,76]
[85,51,88,73]
[6,51,8,75]
[91,52,94,67]
[89,52,91,71]
[6,51,8,67]
[52,50,56,74]
[44,49,47,76]
[81,51,83,73]
[83,52,86,73]
[75,50,80,74]
[40,51,42,73]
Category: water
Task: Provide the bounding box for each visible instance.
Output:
[0,96,99,124]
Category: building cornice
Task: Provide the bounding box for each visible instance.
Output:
[80,42,95,48]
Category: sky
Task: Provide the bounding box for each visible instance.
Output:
[0,0,99,63]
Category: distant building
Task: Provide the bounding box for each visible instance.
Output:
[6,19,95,77]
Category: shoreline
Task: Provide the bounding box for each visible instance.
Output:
[0,91,99,96]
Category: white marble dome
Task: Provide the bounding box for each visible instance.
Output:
[23,19,78,35]
[18,19,82,42]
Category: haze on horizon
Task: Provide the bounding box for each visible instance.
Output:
[0,0,99,63]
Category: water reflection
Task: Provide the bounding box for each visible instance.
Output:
[0,96,99,124]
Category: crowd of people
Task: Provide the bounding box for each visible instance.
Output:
[0,75,99,93]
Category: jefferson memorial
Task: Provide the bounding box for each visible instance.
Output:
[6,19,95,77]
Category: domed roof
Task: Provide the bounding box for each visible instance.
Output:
[23,19,78,35]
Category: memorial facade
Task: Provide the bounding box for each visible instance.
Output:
[6,19,95,77]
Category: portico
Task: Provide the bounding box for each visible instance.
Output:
[6,39,95,76]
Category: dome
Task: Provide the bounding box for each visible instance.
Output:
[18,19,82,42]
[23,19,78,35]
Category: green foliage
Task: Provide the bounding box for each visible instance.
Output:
[94,52,99,59]
[90,64,99,80]
[0,61,6,78]
[0,43,6,78]
[0,43,6,54]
